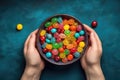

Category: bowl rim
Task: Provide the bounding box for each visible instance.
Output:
[36,14,88,66]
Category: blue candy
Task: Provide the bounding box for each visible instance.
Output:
[46,52,52,58]
[51,37,56,43]
[74,52,80,58]
[74,33,80,38]
[46,33,52,39]
[51,28,57,33]
[46,39,51,43]
[42,43,47,48]
[57,17,63,23]
[79,30,85,35]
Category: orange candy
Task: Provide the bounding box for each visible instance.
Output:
[53,23,59,28]
[62,57,68,63]
[46,44,52,50]
[70,25,76,31]
[67,54,73,61]
[68,19,75,25]
[66,44,73,49]
[58,47,64,52]
[63,19,68,25]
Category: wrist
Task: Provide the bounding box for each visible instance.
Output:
[21,66,42,80]
[84,64,105,80]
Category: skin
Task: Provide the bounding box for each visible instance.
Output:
[21,24,105,80]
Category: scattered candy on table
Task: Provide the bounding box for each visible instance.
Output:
[16,23,23,31]
[39,16,86,63]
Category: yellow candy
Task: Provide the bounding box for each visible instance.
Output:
[40,30,46,36]
[16,24,23,31]
[63,39,69,45]
[79,41,85,48]
[46,44,52,50]
[59,53,66,58]
[77,47,83,53]
[64,24,70,30]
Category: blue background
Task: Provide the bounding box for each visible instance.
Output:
[0,0,120,80]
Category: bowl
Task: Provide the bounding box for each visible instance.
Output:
[36,14,88,66]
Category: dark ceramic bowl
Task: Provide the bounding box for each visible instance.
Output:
[36,14,88,66]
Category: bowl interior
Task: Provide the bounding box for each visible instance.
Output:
[36,14,88,65]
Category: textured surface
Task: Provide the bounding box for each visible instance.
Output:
[0,0,120,80]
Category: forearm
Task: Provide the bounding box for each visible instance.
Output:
[85,65,105,80]
[21,66,42,80]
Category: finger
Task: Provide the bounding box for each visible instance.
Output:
[89,32,98,48]
[24,33,32,55]
[27,29,38,50]
[83,24,102,48]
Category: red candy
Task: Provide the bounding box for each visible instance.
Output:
[54,56,60,62]
[91,21,97,28]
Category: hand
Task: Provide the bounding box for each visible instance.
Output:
[21,29,45,80]
[80,24,105,80]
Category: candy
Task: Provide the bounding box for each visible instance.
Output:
[64,24,70,30]
[74,52,80,58]
[79,41,85,48]
[77,25,82,31]
[46,44,52,50]
[53,23,59,28]
[63,39,69,45]
[52,49,58,55]
[56,37,61,42]
[16,23,23,31]
[51,28,57,33]
[57,17,63,23]
[39,16,87,63]
[64,30,70,35]
[52,43,59,49]
[59,53,66,58]
[46,33,52,39]
[59,33,66,39]
[70,25,76,31]
[51,37,56,43]
[66,44,73,49]
[63,19,68,25]
[64,49,70,55]
[58,42,63,48]
[40,30,46,36]
[45,22,51,27]
[45,39,51,43]
[43,48,48,53]
[70,48,77,53]
[51,17,58,23]
[74,33,80,38]
[67,54,73,61]
[68,19,75,25]
[77,47,83,52]
[58,47,64,52]
[54,56,60,62]
[91,21,97,28]
[79,30,85,35]
[78,36,85,41]
[46,52,52,58]
[40,36,45,42]
[42,43,47,48]
[62,57,68,63]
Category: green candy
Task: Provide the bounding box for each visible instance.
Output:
[64,30,70,35]
[59,42,63,48]
[51,17,58,23]
[64,49,70,55]
[45,22,51,27]
[52,43,59,49]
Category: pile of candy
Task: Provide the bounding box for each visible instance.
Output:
[39,16,86,63]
